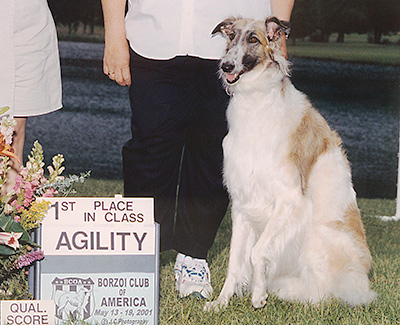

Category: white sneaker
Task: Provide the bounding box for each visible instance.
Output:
[174,253,213,299]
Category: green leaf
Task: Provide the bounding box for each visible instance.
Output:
[0,244,19,256]
[0,214,35,245]
[8,221,31,243]
[0,213,13,232]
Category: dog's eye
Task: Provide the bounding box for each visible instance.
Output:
[248,36,260,44]
[228,33,235,41]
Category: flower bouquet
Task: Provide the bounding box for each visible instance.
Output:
[0,115,89,299]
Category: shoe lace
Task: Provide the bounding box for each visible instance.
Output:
[182,261,209,283]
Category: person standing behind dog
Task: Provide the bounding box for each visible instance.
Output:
[0,0,62,193]
[101,0,294,299]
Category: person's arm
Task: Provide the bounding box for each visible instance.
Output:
[271,0,295,21]
[270,0,295,58]
[101,0,131,86]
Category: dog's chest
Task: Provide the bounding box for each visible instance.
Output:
[223,97,298,204]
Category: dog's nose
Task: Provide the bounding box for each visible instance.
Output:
[222,62,235,73]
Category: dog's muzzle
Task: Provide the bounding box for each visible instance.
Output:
[221,62,241,84]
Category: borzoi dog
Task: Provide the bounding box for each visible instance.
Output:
[205,17,376,311]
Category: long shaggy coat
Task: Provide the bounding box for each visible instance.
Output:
[205,17,376,311]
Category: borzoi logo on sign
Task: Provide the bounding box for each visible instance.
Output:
[39,196,159,325]
[51,277,95,322]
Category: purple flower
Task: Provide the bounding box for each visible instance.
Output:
[14,249,45,269]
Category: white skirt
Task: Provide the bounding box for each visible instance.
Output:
[0,0,62,117]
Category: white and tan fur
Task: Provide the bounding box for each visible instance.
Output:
[205,17,376,311]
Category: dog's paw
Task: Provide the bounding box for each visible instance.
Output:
[252,293,268,309]
[204,299,228,312]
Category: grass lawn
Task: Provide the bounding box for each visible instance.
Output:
[158,198,399,324]
[71,178,124,197]
[288,34,400,66]
[73,180,400,324]
[57,24,105,43]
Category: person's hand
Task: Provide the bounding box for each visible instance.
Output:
[103,38,131,86]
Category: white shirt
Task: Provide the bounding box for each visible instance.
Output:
[0,0,62,117]
[0,0,15,116]
[125,0,271,60]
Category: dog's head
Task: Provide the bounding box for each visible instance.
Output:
[212,17,289,88]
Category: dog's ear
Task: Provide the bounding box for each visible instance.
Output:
[265,17,287,42]
[265,17,291,76]
[211,17,237,37]
[264,17,287,54]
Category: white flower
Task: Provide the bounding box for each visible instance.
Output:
[3,203,14,215]
[47,166,55,174]
[0,232,23,250]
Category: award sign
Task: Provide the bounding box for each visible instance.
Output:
[1,300,54,325]
[38,196,159,325]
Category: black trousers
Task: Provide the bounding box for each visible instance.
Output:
[122,50,230,259]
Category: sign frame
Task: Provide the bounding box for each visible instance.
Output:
[31,196,159,325]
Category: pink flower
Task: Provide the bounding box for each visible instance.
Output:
[12,202,24,213]
[23,183,34,197]
[19,167,29,178]
[14,215,21,223]
[42,188,56,197]
[23,195,33,207]
[13,175,24,193]
[0,232,22,250]
[31,179,40,187]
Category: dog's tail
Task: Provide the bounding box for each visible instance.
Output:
[330,271,376,306]
[270,270,376,306]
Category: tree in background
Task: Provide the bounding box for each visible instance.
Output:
[366,0,400,43]
[48,0,399,43]
[290,0,399,43]
[333,0,367,43]
[80,0,103,34]
[290,0,319,44]
[48,0,80,34]
[48,0,103,34]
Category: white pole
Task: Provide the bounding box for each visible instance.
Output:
[396,123,400,218]
[374,121,400,221]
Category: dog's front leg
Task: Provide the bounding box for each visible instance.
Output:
[205,208,254,312]
[251,196,309,308]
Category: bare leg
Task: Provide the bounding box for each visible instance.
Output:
[2,117,26,194]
